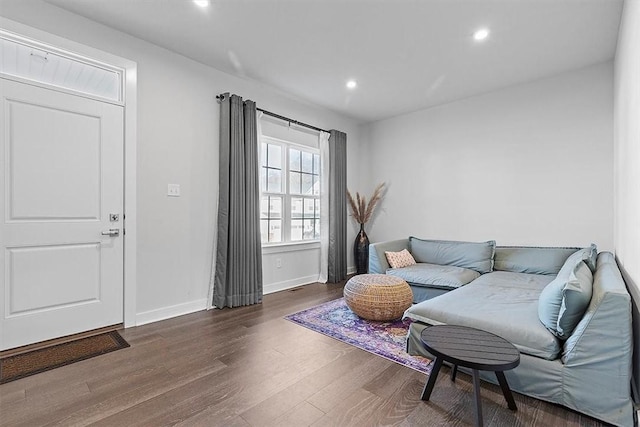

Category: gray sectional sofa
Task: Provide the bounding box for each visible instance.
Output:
[369,238,634,427]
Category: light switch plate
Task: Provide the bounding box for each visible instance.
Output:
[168,184,181,197]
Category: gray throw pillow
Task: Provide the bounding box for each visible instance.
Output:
[408,237,496,274]
[538,251,594,339]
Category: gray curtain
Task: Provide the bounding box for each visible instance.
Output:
[328,130,347,282]
[213,93,263,308]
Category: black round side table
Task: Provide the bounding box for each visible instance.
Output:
[420,324,521,427]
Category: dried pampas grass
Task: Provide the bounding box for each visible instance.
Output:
[347,183,385,224]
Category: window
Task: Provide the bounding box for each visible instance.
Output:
[260,136,320,244]
[0,36,123,102]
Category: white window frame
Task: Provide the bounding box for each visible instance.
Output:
[260,135,321,246]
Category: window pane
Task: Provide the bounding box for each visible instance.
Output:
[269,196,282,219]
[303,219,314,240]
[302,151,313,173]
[314,198,320,217]
[268,144,281,168]
[291,220,303,241]
[269,220,282,242]
[313,154,320,175]
[303,198,315,217]
[302,173,313,195]
[260,167,267,192]
[289,148,301,171]
[291,197,303,218]
[314,219,321,239]
[312,175,319,196]
[289,171,301,194]
[261,143,267,167]
[260,197,270,219]
[260,219,269,242]
[267,169,282,192]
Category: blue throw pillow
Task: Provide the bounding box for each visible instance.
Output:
[538,250,594,339]
[408,237,496,274]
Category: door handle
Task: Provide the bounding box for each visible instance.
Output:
[101,228,120,237]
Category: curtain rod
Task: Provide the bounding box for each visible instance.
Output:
[216,94,330,134]
[257,108,330,134]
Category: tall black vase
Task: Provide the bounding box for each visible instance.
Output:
[354,223,370,274]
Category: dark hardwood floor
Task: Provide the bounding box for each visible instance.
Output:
[0,281,607,426]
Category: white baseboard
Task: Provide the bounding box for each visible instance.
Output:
[136,268,356,326]
[135,298,208,326]
[264,274,320,294]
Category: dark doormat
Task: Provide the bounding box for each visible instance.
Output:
[0,330,129,384]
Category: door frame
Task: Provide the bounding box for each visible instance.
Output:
[0,18,138,328]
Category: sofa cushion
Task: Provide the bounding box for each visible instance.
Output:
[494,246,581,275]
[404,271,561,360]
[538,250,594,339]
[385,249,416,269]
[409,237,496,274]
[387,263,480,290]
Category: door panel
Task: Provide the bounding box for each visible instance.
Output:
[7,100,101,220]
[7,243,100,315]
[0,78,124,350]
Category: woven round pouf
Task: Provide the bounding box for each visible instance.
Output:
[343,274,413,321]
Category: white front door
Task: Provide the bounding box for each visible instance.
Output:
[0,78,124,351]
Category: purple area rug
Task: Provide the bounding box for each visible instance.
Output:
[285,298,432,375]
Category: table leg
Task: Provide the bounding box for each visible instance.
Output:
[421,357,443,401]
[450,364,458,382]
[495,371,517,410]
[472,369,483,427]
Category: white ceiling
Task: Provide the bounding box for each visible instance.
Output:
[45,0,623,123]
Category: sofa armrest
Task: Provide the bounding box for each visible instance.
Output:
[560,252,633,426]
[369,239,409,274]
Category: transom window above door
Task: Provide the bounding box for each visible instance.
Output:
[0,34,123,103]
[260,136,320,244]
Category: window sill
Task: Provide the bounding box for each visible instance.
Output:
[262,241,321,254]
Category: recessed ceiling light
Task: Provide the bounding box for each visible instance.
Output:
[473,28,490,41]
[193,0,210,8]
[346,80,357,89]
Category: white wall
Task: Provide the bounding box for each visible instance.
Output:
[614,0,640,303]
[0,1,363,324]
[361,63,614,251]
[614,0,640,395]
